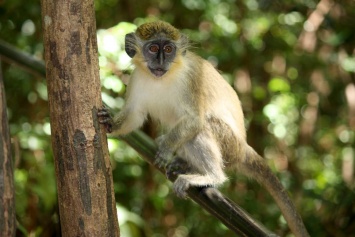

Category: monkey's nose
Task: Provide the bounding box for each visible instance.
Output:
[158,52,164,65]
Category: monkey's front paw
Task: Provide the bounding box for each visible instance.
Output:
[154,148,173,168]
[154,136,174,168]
[97,107,113,133]
[173,176,190,199]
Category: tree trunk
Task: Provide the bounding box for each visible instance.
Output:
[40,0,120,236]
[0,59,16,237]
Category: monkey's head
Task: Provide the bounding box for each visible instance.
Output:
[125,21,189,78]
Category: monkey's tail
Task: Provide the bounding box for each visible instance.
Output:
[241,145,310,237]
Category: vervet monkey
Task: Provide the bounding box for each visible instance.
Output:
[98,21,309,237]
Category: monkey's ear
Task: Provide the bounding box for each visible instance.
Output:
[125,33,136,58]
[179,34,189,55]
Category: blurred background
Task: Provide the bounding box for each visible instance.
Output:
[1,0,354,236]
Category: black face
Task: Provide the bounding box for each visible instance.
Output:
[142,40,176,77]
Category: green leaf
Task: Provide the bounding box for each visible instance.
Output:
[268,77,290,92]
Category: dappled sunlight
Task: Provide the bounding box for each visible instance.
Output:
[1,0,354,236]
[297,0,334,52]
[345,83,355,128]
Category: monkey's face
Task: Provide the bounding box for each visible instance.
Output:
[125,22,186,78]
[142,39,177,77]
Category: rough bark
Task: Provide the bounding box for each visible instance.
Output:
[40,0,120,236]
[0,59,16,237]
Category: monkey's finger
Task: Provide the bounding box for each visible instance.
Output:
[154,158,165,168]
[97,110,110,116]
[105,124,112,133]
[98,117,111,123]
[154,153,168,168]
[173,179,189,199]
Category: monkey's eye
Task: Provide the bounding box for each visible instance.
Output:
[149,45,159,53]
[164,45,173,53]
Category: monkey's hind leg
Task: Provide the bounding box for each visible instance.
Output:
[166,157,192,180]
[172,132,227,198]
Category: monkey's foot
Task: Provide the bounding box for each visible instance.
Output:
[97,107,113,133]
[166,158,191,180]
[173,174,219,198]
[173,176,191,198]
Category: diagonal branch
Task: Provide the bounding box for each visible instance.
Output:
[121,130,278,237]
[0,40,278,237]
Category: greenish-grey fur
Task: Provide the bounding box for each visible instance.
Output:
[136,21,181,41]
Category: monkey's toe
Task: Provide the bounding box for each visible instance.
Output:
[173,176,190,198]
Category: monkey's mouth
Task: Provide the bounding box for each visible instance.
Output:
[149,67,167,77]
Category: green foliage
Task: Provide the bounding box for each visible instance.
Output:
[1,0,355,236]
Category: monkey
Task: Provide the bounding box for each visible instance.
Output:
[98,21,309,237]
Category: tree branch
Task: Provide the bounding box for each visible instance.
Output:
[0,40,278,237]
[0,39,46,77]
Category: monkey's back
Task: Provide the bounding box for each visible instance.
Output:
[187,52,246,140]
